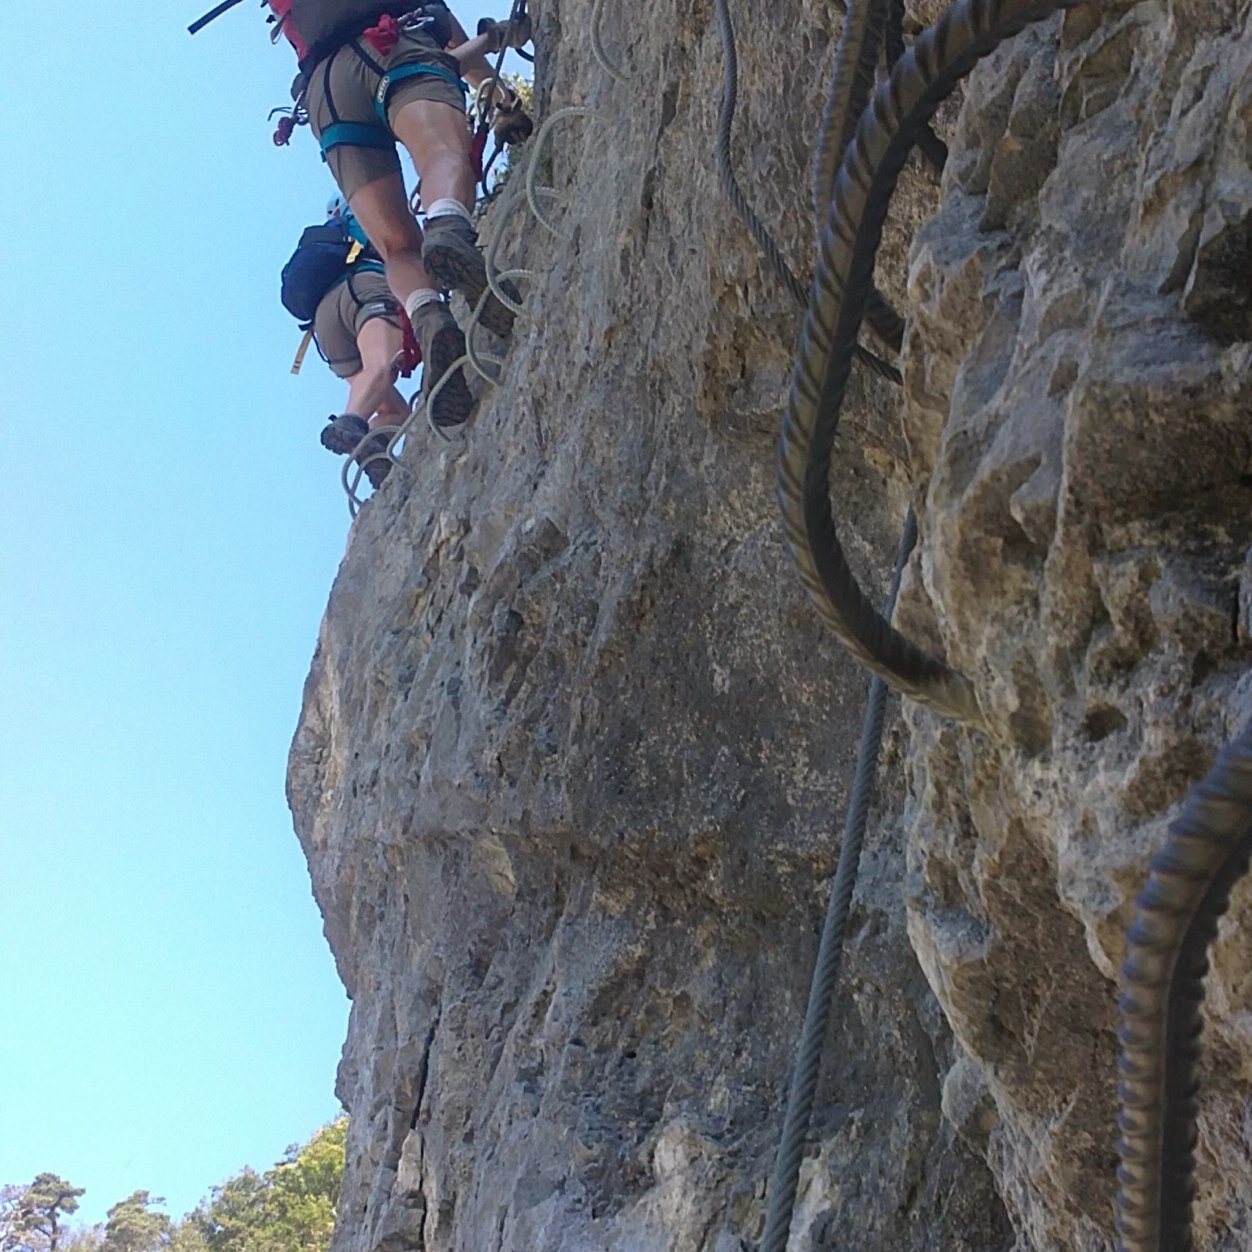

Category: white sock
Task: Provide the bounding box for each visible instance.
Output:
[405,289,439,322]
[425,198,473,224]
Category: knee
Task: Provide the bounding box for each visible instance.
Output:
[368,215,423,260]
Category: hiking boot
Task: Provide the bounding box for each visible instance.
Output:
[409,301,475,428]
[355,432,394,489]
[321,412,369,455]
[421,215,521,338]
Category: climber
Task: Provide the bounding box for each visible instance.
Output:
[288,195,474,486]
[262,0,532,344]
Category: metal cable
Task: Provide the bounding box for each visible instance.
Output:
[465,290,506,383]
[487,0,528,99]
[778,5,1241,1248]
[590,0,632,82]
[524,106,603,235]
[1116,722,1252,1252]
[810,0,909,357]
[712,0,901,384]
[884,0,948,172]
[755,6,924,1241]
[759,506,918,1252]
[811,0,883,243]
[485,184,537,315]
[778,0,1081,727]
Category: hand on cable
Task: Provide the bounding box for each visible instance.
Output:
[477,14,532,52]
[491,86,534,145]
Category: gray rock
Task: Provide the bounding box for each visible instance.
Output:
[288,0,1252,1249]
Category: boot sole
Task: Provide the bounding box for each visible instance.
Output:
[422,240,519,338]
[321,421,367,455]
[355,435,393,488]
[424,321,475,428]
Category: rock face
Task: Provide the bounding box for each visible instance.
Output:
[286,1,1252,1249]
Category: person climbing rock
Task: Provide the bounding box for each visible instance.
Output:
[267,0,531,341]
[287,196,474,488]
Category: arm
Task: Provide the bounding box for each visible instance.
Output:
[446,20,495,88]
[444,9,530,88]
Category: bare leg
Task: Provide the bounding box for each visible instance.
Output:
[391,99,475,210]
[348,172,436,306]
[373,385,410,428]
[343,317,404,420]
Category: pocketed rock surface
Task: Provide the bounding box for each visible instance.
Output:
[287,1,1252,1248]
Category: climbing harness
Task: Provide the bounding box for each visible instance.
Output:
[372,60,469,127]
[289,256,387,375]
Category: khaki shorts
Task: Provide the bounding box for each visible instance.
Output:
[313,268,402,378]
[306,29,468,200]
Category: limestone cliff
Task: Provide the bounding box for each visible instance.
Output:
[287,0,1252,1248]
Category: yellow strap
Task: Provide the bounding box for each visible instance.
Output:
[290,327,314,375]
[346,240,364,264]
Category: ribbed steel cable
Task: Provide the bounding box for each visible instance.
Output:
[884,0,949,171]
[1116,722,1252,1252]
[779,0,1082,727]
[712,0,901,385]
[758,506,918,1252]
[811,0,910,355]
[811,0,882,228]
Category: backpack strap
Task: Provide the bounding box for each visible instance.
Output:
[291,326,315,375]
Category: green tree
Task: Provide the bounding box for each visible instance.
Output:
[1,1174,86,1252]
[102,1193,170,1252]
[189,1119,346,1252]
[57,1229,103,1252]
[166,1223,204,1252]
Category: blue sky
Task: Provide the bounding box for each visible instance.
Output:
[0,0,512,1227]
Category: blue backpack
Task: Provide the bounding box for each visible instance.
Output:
[280,217,354,324]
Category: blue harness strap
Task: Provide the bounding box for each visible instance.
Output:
[318,120,394,156]
[373,62,469,125]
